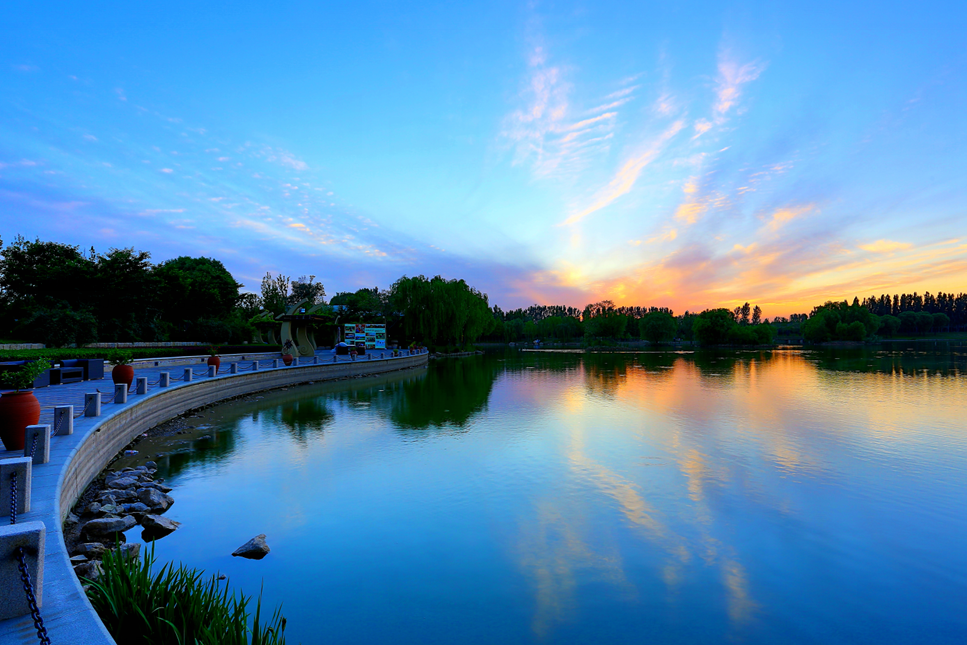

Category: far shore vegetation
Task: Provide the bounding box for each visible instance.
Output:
[1,235,965,353]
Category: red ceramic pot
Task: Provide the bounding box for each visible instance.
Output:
[207,356,221,370]
[112,364,135,387]
[281,353,294,366]
[0,390,40,450]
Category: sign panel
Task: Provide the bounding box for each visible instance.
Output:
[344,322,387,349]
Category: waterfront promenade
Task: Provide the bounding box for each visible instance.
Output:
[0,349,428,644]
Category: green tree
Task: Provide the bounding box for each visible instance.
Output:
[260,272,290,316]
[639,311,677,344]
[692,309,737,345]
[154,257,242,336]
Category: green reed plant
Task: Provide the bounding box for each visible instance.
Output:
[85,546,287,645]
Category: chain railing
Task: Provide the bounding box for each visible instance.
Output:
[8,472,17,525]
[15,547,51,644]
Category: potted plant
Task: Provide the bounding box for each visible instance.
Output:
[0,359,50,450]
[108,349,135,389]
[281,340,294,366]
[206,345,221,371]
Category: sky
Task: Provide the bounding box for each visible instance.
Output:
[1,1,965,317]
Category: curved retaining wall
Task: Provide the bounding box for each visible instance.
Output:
[0,352,427,644]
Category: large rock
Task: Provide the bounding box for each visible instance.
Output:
[141,481,173,493]
[75,543,107,558]
[82,516,137,539]
[119,542,141,560]
[232,534,270,560]
[108,476,140,490]
[99,489,138,503]
[137,488,174,512]
[141,514,181,541]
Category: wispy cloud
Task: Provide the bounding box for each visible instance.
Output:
[714,52,766,120]
[561,120,685,226]
[859,239,912,253]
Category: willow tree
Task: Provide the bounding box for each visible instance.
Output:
[390,275,494,348]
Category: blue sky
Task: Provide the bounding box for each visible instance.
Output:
[1,1,965,315]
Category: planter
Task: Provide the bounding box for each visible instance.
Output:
[207,356,221,370]
[112,364,135,388]
[281,353,294,366]
[0,390,40,450]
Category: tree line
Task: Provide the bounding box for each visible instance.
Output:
[0,236,246,346]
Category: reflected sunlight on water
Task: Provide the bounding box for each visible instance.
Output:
[140,346,967,645]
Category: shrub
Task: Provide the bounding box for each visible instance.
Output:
[86,547,287,645]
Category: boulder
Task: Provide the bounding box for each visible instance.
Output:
[108,476,140,490]
[97,503,121,517]
[70,554,88,565]
[85,502,102,516]
[141,481,173,493]
[75,543,107,558]
[82,516,137,540]
[232,534,270,560]
[119,542,141,560]
[145,460,158,469]
[138,487,165,508]
[122,502,151,516]
[141,514,181,541]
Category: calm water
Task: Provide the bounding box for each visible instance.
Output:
[132,345,967,644]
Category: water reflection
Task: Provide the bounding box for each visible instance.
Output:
[144,346,967,645]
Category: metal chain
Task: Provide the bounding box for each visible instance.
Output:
[9,472,17,525]
[27,433,38,459]
[15,546,51,645]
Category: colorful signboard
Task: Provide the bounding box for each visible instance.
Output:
[344,323,387,349]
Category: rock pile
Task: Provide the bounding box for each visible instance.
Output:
[70,461,180,582]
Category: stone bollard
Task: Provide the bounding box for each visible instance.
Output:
[85,392,101,417]
[114,383,128,404]
[183,367,193,382]
[160,372,170,387]
[53,405,73,436]
[273,359,280,369]
[0,457,32,518]
[0,521,46,620]
[313,356,319,364]
[136,376,148,395]
[230,363,238,374]
[208,365,216,378]
[253,360,260,371]
[23,425,50,465]
[333,355,337,363]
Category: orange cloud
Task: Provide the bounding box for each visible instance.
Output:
[765,204,814,232]
[859,239,912,253]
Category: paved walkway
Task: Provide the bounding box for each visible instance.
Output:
[0,349,426,644]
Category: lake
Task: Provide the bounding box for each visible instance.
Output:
[133,345,967,644]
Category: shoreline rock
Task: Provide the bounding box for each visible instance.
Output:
[232,534,270,560]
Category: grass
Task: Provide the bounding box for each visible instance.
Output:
[85,546,287,645]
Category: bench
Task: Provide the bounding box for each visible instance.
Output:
[48,366,85,385]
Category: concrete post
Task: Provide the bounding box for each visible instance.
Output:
[136,376,148,395]
[333,355,337,363]
[53,406,73,436]
[160,372,170,387]
[23,425,50,465]
[85,392,101,417]
[313,356,319,364]
[253,361,260,371]
[0,457,31,517]
[230,363,238,374]
[273,359,280,369]
[207,365,216,378]
[0,521,46,620]
[114,383,128,404]
[183,367,193,382]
